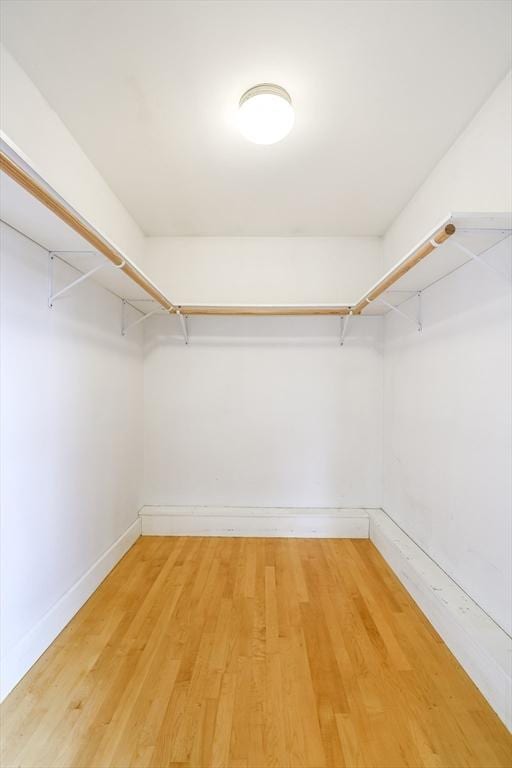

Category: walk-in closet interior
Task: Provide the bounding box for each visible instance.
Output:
[0,1,511,766]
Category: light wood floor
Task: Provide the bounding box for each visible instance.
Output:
[1,537,511,768]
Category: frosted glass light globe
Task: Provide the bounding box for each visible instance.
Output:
[238,84,294,145]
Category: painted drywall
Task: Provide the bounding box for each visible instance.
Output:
[141,237,384,510]
[384,71,512,269]
[143,314,383,508]
[382,235,512,635]
[0,45,145,265]
[0,223,143,698]
[141,236,382,305]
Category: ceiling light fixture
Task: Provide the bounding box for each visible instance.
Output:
[238,83,294,145]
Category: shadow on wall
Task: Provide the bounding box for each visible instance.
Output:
[142,314,384,350]
[384,235,512,342]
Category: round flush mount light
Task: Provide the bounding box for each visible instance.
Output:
[238,83,294,145]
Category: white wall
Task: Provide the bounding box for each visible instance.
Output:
[141,236,382,305]
[143,314,383,508]
[141,237,385,512]
[0,223,143,698]
[383,236,512,634]
[384,71,512,269]
[0,45,145,266]
[380,70,512,638]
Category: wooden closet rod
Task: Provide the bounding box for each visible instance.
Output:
[1,150,457,318]
[177,305,351,316]
[0,151,177,313]
[187,221,456,316]
[351,222,456,314]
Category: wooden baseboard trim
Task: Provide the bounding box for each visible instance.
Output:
[369,509,512,730]
[139,505,371,538]
[0,518,141,701]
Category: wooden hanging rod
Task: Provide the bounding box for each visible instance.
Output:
[351,222,456,314]
[0,151,177,313]
[178,305,351,316]
[177,221,455,315]
[1,149,456,318]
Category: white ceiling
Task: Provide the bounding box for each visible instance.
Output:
[1,1,511,237]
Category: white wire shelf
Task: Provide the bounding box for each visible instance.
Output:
[1,142,510,332]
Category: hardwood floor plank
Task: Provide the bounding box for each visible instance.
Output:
[1,537,511,768]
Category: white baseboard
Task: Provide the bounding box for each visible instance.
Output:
[370,509,512,730]
[0,518,141,702]
[140,505,370,538]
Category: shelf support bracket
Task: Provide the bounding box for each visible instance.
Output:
[48,253,125,308]
[451,239,512,285]
[122,301,165,335]
[340,312,352,346]
[375,293,422,332]
[177,310,189,344]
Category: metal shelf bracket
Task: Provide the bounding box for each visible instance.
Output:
[48,252,125,308]
[177,310,189,344]
[121,300,168,336]
[121,303,189,341]
[452,239,512,285]
[374,292,423,332]
[340,311,352,346]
